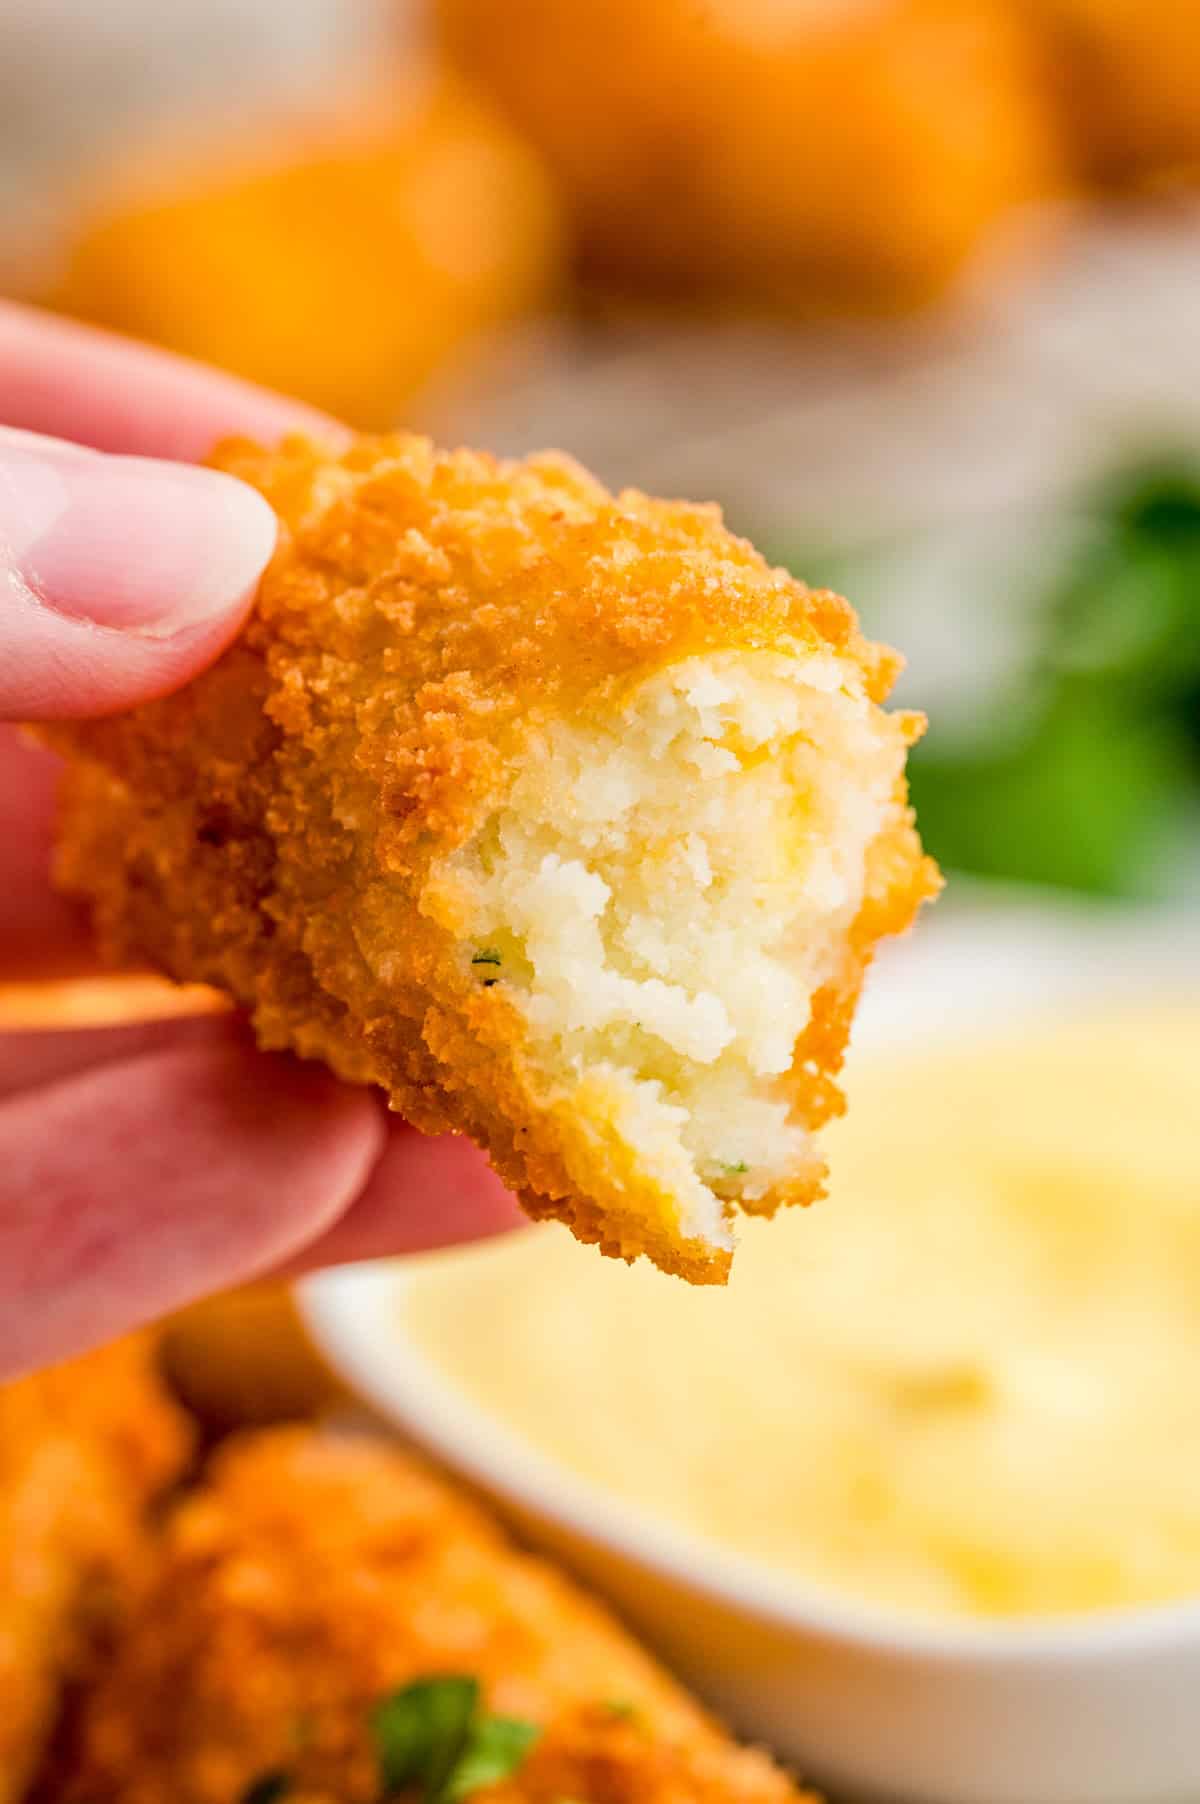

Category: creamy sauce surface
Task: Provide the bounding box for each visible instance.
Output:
[408,1005,1200,1620]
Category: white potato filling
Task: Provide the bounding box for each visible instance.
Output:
[447,650,902,1245]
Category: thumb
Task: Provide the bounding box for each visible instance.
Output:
[0,425,276,720]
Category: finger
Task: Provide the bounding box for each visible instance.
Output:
[0,728,98,980]
[0,1010,232,1101]
[0,1041,384,1379]
[0,299,346,461]
[0,424,278,719]
[0,1011,526,1254]
[279,1119,527,1274]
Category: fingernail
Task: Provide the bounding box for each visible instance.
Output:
[0,435,276,635]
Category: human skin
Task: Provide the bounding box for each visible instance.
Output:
[0,300,522,1381]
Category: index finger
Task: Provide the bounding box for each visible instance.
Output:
[0,299,348,461]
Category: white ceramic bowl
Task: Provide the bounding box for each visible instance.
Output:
[302,892,1200,1804]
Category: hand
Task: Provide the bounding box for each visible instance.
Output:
[0,300,522,1379]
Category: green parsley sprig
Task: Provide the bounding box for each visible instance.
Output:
[240,1675,539,1804]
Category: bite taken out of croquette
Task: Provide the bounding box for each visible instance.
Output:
[43,433,938,1283]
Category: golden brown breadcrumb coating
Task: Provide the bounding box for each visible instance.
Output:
[0,1334,191,1804]
[46,433,936,1282]
[58,1427,810,1804]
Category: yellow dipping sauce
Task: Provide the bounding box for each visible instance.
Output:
[408,1004,1200,1622]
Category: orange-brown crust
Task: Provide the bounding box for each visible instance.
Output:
[59,1427,810,1804]
[0,1335,192,1804]
[47,433,936,1283]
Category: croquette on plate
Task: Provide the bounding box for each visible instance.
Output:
[57,1427,810,1804]
[46,432,937,1283]
[0,1335,190,1804]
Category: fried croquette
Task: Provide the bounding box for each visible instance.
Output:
[438,0,1064,309]
[161,1285,345,1434]
[46,432,937,1283]
[0,1334,191,1804]
[1037,0,1200,187]
[54,73,562,429]
[58,1427,809,1804]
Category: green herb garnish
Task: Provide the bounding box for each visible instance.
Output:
[240,1775,293,1804]
[721,1160,749,1176]
[373,1675,477,1797]
[471,948,503,967]
[774,459,1200,898]
[238,1677,538,1804]
[443,1714,540,1799]
[371,1676,539,1802]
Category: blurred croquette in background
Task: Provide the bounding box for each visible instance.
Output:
[53,71,564,428]
[438,0,1066,310]
[1038,0,1200,186]
[29,0,1200,436]
[161,1285,345,1433]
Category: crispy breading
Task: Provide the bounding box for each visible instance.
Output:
[59,1427,810,1804]
[46,433,936,1282]
[0,1335,191,1804]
